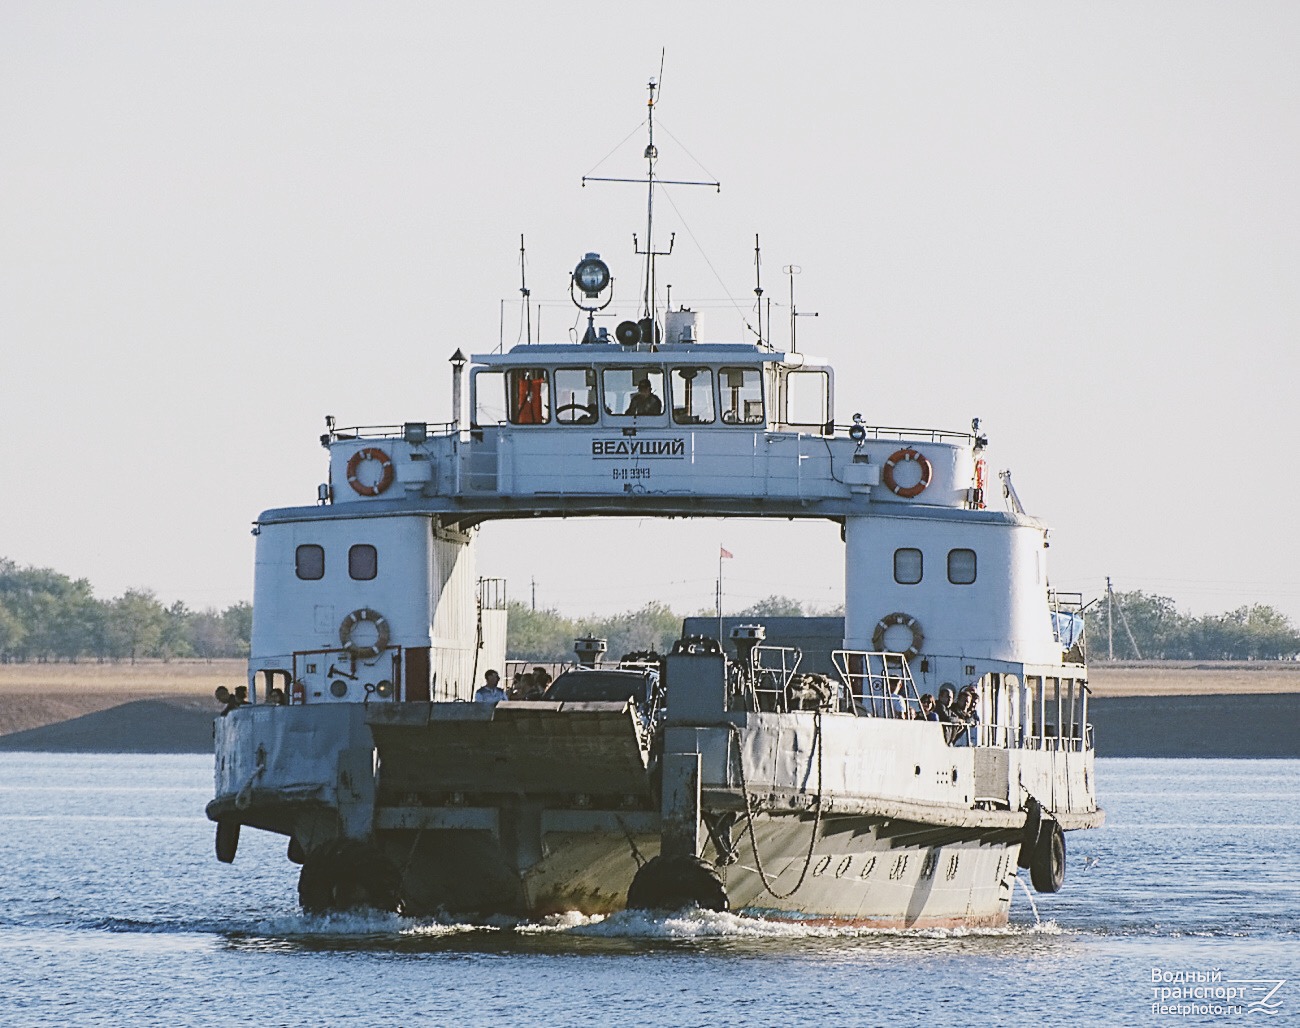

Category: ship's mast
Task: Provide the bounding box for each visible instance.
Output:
[643,79,657,318]
[581,68,718,340]
[635,76,674,326]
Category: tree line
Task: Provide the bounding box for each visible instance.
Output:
[5,556,1295,664]
[507,594,821,662]
[0,558,250,663]
[1085,590,1300,661]
[509,590,1300,663]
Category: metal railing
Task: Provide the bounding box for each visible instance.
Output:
[832,650,921,718]
[832,423,977,444]
[324,422,458,444]
[739,645,803,712]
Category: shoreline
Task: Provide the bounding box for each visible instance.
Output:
[0,659,1296,756]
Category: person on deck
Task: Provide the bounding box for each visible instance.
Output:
[934,685,957,722]
[953,686,981,746]
[530,667,553,696]
[216,685,248,716]
[625,379,662,416]
[474,669,508,704]
[888,677,910,719]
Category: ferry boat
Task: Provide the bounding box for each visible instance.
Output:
[207,82,1103,927]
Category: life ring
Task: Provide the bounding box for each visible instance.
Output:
[882,447,933,498]
[339,607,391,658]
[346,447,395,497]
[872,612,924,659]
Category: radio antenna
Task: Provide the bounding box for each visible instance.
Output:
[784,264,819,353]
[581,56,719,336]
[753,234,764,346]
[519,234,532,344]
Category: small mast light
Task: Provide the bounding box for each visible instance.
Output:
[849,413,867,446]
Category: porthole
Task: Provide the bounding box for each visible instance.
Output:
[349,544,377,581]
[948,548,976,585]
[295,545,324,581]
[894,548,922,585]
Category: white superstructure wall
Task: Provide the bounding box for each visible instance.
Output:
[843,514,1060,666]
[249,514,485,701]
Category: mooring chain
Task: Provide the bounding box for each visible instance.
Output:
[725,708,824,899]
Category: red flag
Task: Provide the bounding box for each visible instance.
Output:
[720,547,734,559]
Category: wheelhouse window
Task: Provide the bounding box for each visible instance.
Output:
[603,368,665,418]
[720,367,764,424]
[295,544,324,581]
[472,369,507,425]
[894,548,923,585]
[554,368,598,424]
[507,368,550,424]
[671,367,715,424]
[349,544,377,581]
[948,548,977,585]
[784,369,830,427]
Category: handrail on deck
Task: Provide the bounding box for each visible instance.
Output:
[832,650,921,718]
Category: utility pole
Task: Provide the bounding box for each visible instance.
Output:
[1106,576,1114,661]
[1106,576,1143,660]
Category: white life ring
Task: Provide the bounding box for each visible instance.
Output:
[339,608,390,658]
[872,612,924,659]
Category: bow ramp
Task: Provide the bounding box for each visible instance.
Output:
[367,700,653,802]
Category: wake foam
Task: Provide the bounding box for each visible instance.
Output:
[80,908,1071,943]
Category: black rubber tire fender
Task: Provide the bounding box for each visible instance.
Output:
[298,839,403,914]
[1029,819,1066,894]
[1017,796,1043,869]
[626,854,729,913]
[215,819,240,864]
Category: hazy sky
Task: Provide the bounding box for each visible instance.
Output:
[3,2,1299,622]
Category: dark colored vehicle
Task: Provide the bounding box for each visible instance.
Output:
[543,667,658,707]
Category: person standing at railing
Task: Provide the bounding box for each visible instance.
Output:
[474,669,508,704]
[951,686,981,746]
[888,677,910,719]
[918,693,940,722]
[935,685,962,742]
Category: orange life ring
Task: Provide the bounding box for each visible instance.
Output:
[872,612,924,660]
[346,447,395,496]
[882,447,932,498]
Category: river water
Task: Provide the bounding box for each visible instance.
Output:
[0,755,1295,1027]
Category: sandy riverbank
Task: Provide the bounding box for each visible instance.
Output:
[0,659,241,737]
[1087,660,1300,697]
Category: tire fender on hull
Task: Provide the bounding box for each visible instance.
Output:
[626,855,729,913]
[1029,819,1066,893]
[1017,796,1043,869]
[298,840,403,914]
[215,819,240,864]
